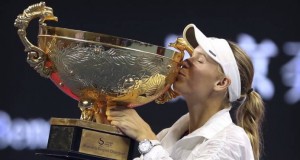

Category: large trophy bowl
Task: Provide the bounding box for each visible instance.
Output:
[14,2,192,160]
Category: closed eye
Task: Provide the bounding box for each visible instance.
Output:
[198,56,205,63]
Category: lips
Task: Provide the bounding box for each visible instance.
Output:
[178,71,186,77]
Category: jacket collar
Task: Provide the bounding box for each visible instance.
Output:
[184,107,232,140]
[160,108,233,152]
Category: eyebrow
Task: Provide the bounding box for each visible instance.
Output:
[194,47,209,60]
[198,50,217,64]
[198,51,208,59]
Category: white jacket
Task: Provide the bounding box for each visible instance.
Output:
[135,108,254,160]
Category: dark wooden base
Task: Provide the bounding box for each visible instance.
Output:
[36,118,135,160]
[35,149,111,160]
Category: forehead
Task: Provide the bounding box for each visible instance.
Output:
[194,46,219,65]
[194,46,206,54]
[194,46,210,59]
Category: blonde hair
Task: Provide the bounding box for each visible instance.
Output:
[227,41,265,160]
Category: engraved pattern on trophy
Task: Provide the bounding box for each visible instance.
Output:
[46,39,178,106]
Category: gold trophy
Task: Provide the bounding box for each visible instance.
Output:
[14,2,192,160]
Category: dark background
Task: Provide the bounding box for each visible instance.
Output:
[0,0,300,159]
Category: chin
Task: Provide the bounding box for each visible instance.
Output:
[173,82,182,94]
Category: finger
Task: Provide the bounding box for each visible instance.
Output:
[106,109,125,117]
[110,120,128,131]
[108,106,127,111]
[110,120,119,126]
[107,114,123,120]
[106,106,132,116]
[110,121,129,136]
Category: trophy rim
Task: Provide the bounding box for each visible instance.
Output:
[39,25,182,61]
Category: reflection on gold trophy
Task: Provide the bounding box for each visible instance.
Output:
[14,2,193,160]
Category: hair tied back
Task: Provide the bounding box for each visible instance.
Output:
[247,88,254,95]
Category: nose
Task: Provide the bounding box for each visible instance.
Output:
[181,59,191,68]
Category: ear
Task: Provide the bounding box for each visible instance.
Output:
[214,76,231,92]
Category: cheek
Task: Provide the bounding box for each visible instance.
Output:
[173,65,219,95]
[190,67,218,90]
[174,77,208,98]
[173,71,203,95]
[189,74,208,92]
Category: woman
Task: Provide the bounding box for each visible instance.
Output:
[106,24,265,160]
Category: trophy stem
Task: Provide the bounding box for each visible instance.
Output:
[78,99,110,124]
[95,105,109,124]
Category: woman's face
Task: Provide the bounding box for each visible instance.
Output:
[173,45,223,99]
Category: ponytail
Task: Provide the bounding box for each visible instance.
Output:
[236,91,265,160]
[227,41,265,160]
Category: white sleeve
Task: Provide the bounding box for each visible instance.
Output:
[134,145,173,160]
[188,139,253,160]
[134,128,173,160]
[156,128,169,140]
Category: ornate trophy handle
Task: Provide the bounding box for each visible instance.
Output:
[155,38,194,104]
[14,2,58,77]
[169,37,194,56]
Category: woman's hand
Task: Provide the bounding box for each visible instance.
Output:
[106,106,157,142]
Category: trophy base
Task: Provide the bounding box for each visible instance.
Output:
[37,118,135,160]
[35,149,110,160]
